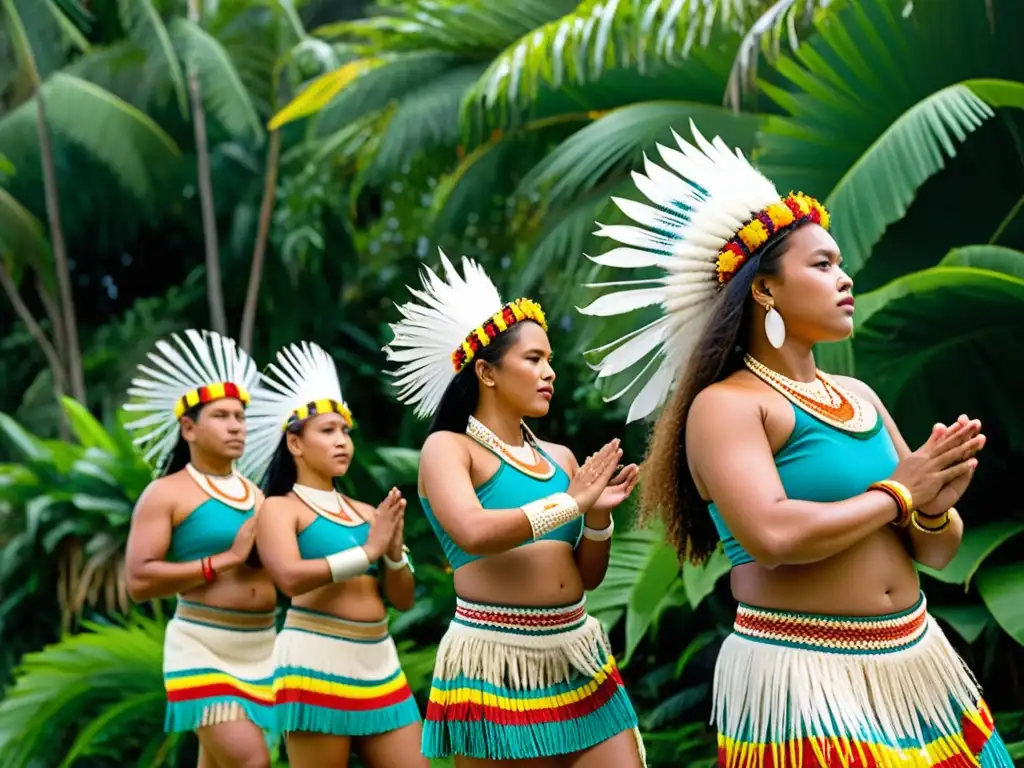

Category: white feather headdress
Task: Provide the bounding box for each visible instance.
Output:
[384,248,548,419]
[122,329,259,470]
[578,120,830,423]
[244,341,351,483]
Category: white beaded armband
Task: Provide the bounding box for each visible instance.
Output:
[582,518,614,542]
[325,547,370,583]
[383,545,415,574]
[521,492,582,540]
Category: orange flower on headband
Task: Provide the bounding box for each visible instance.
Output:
[715,193,830,286]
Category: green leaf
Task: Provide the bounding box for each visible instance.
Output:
[0,412,51,463]
[625,540,681,663]
[917,521,1024,589]
[928,603,991,645]
[0,152,13,175]
[374,446,421,487]
[939,245,1024,279]
[824,82,995,276]
[852,260,1024,452]
[976,564,1024,647]
[518,100,762,210]
[682,546,731,609]
[60,397,117,453]
[0,72,182,200]
[116,0,187,116]
[0,186,50,287]
[169,18,263,141]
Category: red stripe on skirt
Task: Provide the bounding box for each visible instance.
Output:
[167,682,273,705]
[275,684,413,712]
[425,667,623,726]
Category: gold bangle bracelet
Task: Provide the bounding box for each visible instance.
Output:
[911,509,951,534]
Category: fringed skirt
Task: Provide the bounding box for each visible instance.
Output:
[272,606,421,736]
[163,599,277,732]
[713,593,1014,767]
[423,596,645,762]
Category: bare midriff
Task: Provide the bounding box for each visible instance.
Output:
[730,526,920,616]
[292,575,388,622]
[453,540,584,607]
[179,565,279,613]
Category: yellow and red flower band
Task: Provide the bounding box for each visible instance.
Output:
[451,298,548,372]
[715,192,830,286]
[174,382,251,419]
[284,399,353,431]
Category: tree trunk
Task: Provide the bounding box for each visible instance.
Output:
[35,96,85,403]
[0,263,69,438]
[187,0,227,335]
[239,130,280,351]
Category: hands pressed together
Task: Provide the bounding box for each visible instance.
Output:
[568,438,641,521]
[366,487,407,562]
[889,414,985,516]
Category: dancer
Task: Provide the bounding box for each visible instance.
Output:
[384,251,646,767]
[579,121,1012,766]
[244,341,425,768]
[123,329,276,768]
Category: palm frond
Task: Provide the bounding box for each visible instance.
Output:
[311,50,464,135]
[368,63,489,180]
[169,17,264,141]
[463,0,760,123]
[823,82,1005,276]
[116,0,188,115]
[518,99,762,211]
[314,0,578,54]
[725,0,841,107]
[269,57,381,131]
[2,0,90,82]
[0,72,182,200]
[0,616,171,768]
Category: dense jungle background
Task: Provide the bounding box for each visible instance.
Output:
[1,0,1023,765]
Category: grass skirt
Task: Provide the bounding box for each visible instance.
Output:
[713,593,1013,767]
[423,596,645,762]
[272,606,420,737]
[163,599,277,733]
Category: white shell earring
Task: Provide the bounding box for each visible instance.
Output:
[765,301,786,349]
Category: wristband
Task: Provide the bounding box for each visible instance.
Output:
[521,493,582,540]
[383,545,415,574]
[201,556,216,583]
[582,518,615,542]
[325,547,371,583]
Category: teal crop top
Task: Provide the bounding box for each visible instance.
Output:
[420,444,583,571]
[167,497,254,562]
[709,404,898,568]
[297,514,378,575]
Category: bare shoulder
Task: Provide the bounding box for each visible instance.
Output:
[260,493,300,516]
[421,430,472,464]
[536,439,576,476]
[134,473,186,513]
[689,376,763,428]
[346,496,377,521]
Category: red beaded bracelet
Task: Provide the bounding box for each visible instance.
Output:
[201,557,216,583]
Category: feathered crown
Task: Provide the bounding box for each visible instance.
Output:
[577,120,829,423]
[384,249,547,419]
[122,329,258,470]
[244,341,351,483]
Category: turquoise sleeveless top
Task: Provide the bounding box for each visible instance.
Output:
[420,443,583,571]
[167,497,254,562]
[709,404,898,567]
[297,514,378,575]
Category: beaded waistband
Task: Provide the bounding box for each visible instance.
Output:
[733,594,929,655]
[453,596,588,635]
[283,606,389,642]
[174,599,277,632]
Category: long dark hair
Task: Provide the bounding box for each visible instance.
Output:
[162,402,205,476]
[427,321,534,436]
[640,226,804,564]
[261,421,307,497]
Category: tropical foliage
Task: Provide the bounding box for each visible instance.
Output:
[0,0,1022,765]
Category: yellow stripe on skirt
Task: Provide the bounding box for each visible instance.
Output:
[163,599,277,732]
[713,593,1014,767]
[273,606,421,736]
